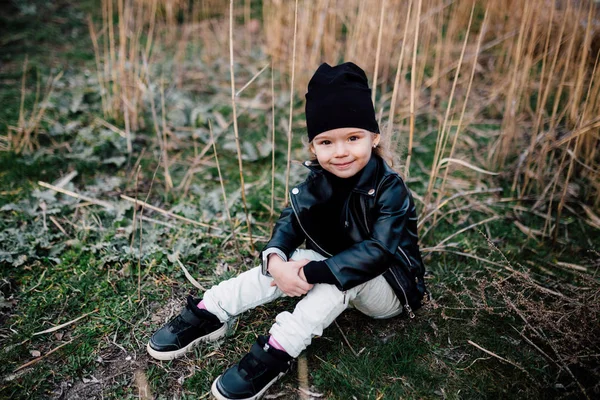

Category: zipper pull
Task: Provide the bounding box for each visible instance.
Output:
[343,291,347,305]
[404,304,415,319]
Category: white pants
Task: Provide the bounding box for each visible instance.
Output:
[202,249,402,357]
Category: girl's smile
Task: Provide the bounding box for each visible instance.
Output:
[310,127,380,178]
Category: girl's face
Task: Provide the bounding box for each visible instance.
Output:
[309,127,380,178]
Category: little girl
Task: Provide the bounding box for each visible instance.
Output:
[147,62,427,400]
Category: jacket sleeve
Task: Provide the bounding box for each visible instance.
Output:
[324,175,414,290]
[261,205,306,263]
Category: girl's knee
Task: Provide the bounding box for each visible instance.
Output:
[303,283,350,305]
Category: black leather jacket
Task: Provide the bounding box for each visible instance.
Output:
[263,155,427,317]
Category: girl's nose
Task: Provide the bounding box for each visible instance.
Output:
[334,143,348,157]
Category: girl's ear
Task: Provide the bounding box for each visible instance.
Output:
[309,142,316,154]
[373,133,381,147]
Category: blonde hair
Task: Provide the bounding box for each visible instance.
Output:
[379,122,407,175]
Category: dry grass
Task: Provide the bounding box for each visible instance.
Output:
[262,0,600,222]
[1,56,63,154]
[73,0,600,238]
[2,3,599,398]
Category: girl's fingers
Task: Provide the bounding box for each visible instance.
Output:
[275,277,313,296]
[298,280,312,291]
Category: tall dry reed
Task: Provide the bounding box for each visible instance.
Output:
[261,0,600,225]
[87,0,600,235]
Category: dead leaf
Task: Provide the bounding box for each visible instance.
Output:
[82,376,100,384]
[215,262,230,276]
[30,350,41,358]
[134,369,152,400]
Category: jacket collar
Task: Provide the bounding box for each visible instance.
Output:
[302,155,381,197]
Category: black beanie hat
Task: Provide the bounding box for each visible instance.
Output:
[305,62,380,142]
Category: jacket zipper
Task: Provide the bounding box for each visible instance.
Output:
[362,203,414,318]
[289,193,332,257]
[290,191,413,313]
[291,192,348,303]
[396,246,417,317]
[391,269,415,318]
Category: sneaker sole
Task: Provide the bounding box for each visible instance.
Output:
[146,322,228,361]
[210,372,286,400]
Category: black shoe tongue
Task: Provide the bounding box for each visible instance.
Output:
[186,296,221,322]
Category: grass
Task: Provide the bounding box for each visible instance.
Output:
[1,196,598,398]
[1,0,599,399]
[1,144,596,399]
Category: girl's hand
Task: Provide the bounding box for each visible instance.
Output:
[298,266,308,283]
[268,256,313,296]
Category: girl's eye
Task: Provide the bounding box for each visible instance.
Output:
[319,140,331,145]
[348,136,358,142]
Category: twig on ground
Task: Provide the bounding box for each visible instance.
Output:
[468,340,532,379]
[334,320,359,357]
[138,215,176,229]
[14,338,76,372]
[456,356,492,371]
[510,325,561,369]
[52,170,79,189]
[26,269,47,293]
[555,261,587,272]
[95,117,128,138]
[175,258,206,291]
[421,248,506,269]
[120,195,221,231]
[38,181,114,210]
[435,216,501,248]
[32,309,97,336]
[49,216,68,236]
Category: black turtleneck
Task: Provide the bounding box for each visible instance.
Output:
[303,169,362,286]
